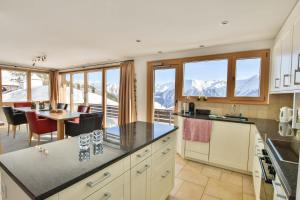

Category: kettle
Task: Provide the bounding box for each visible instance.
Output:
[279,107,293,123]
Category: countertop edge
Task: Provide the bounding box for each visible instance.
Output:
[0,126,178,200]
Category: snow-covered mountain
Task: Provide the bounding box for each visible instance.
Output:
[154,75,259,109]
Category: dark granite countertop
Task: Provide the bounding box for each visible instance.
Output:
[0,121,178,200]
[176,113,299,199]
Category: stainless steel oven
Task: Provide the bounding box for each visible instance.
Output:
[259,149,275,200]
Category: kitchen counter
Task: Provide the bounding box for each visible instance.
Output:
[0,121,178,200]
[176,113,299,199]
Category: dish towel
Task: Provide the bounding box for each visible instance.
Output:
[183,118,212,143]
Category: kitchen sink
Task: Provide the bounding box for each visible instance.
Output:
[269,139,300,164]
[209,114,248,122]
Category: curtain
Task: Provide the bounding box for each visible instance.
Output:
[50,70,59,107]
[118,61,137,125]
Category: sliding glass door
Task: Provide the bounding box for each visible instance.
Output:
[87,70,103,112]
[59,67,120,128]
[152,67,177,124]
[72,72,85,111]
[105,68,120,128]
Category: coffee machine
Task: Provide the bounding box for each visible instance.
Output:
[188,102,195,115]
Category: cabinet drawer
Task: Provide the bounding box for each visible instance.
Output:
[152,132,175,153]
[152,142,174,167]
[59,159,125,200]
[131,145,152,167]
[185,141,209,155]
[185,151,209,162]
[151,159,174,200]
[84,174,124,200]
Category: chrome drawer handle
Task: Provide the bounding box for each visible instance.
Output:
[137,164,150,175]
[161,170,170,178]
[162,148,171,155]
[136,149,150,158]
[87,172,111,188]
[103,192,111,200]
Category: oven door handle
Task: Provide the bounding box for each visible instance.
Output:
[258,157,273,184]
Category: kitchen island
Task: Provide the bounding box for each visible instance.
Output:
[0,121,177,200]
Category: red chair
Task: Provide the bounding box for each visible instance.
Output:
[72,105,90,123]
[14,102,32,108]
[25,111,57,145]
[77,105,90,113]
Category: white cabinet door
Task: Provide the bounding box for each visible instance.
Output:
[292,17,300,89]
[252,155,262,200]
[247,125,256,172]
[174,115,184,156]
[130,158,151,200]
[209,121,250,171]
[280,29,293,89]
[271,41,282,92]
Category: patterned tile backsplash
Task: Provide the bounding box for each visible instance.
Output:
[179,94,293,120]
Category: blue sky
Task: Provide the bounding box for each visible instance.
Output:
[155,58,261,84]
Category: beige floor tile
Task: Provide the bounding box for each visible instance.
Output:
[177,167,209,186]
[220,171,243,187]
[242,175,255,195]
[204,179,243,200]
[175,154,187,166]
[243,194,256,200]
[201,194,221,200]
[184,160,204,173]
[201,165,222,180]
[175,181,204,200]
[170,178,184,196]
[175,163,184,176]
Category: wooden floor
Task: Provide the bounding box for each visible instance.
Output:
[167,155,256,200]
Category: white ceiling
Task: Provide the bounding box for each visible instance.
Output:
[0,0,298,69]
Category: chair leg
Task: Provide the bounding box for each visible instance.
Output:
[19,125,20,130]
[7,124,10,136]
[37,135,40,145]
[26,124,28,134]
[29,131,33,146]
[12,125,17,139]
[51,132,53,141]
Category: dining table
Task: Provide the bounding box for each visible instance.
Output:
[13,107,82,140]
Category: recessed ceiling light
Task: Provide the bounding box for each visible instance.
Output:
[136,39,141,43]
[221,20,229,25]
[158,51,163,54]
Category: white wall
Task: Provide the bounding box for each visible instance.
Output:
[134,39,274,121]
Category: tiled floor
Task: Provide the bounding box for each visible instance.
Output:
[167,155,256,200]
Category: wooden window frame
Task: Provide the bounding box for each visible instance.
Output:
[0,67,51,104]
[147,49,270,121]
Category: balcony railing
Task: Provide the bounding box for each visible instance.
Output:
[154,108,174,125]
[89,104,119,128]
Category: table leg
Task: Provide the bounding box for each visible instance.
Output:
[57,120,65,140]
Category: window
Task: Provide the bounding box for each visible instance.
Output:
[183,59,228,97]
[59,73,71,107]
[31,72,50,101]
[87,71,102,112]
[72,73,84,111]
[58,67,121,128]
[234,58,261,97]
[106,68,120,128]
[1,70,27,102]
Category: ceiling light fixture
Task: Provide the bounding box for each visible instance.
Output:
[158,51,163,54]
[136,39,141,43]
[221,20,229,25]
[32,54,47,67]
[199,45,205,48]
